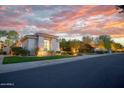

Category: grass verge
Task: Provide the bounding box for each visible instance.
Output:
[3,55,73,64]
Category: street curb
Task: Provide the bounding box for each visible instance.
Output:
[0,53,122,74]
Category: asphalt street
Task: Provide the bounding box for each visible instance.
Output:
[0,54,124,88]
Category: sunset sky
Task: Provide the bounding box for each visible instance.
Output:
[0,5,124,45]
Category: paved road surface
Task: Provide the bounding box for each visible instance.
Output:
[0,54,124,88]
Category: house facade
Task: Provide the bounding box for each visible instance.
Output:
[19,33,60,56]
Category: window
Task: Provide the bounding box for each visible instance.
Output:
[44,39,50,51]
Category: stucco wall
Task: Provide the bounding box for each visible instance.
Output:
[22,39,28,49]
[51,38,60,51]
[22,38,37,51]
[21,35,60,56]
[28,38,37,51]
[38,36,44,49]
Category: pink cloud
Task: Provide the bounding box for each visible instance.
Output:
[0,5,124,38]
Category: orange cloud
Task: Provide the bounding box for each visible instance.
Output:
[111,34,124,38]
[104,21,124,28]
[70,5,97,20]
[53,20,76,32]
[52,5,119,33]
[55,5,117,21]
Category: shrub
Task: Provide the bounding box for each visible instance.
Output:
[47,50,55,56]
[11,47,30,56]
[0,51,7,55]
[95,50,108,54]
[61,51,70,56]
[56,51,61,55]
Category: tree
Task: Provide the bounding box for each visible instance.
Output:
[80,43,94,53]
[98,40,106,50]
[82,36,93,44]
[98,35,112,53]
[6,31,19,46]
[7,31,19,41]
[111,41,123,52]
[69,40,81,55]
[60,39,83,55]
[60,39,71,51]
[60,38,95,55]
[0,30,7,41]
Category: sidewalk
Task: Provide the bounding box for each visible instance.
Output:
[0,55,4,65]
[0,54,118,74]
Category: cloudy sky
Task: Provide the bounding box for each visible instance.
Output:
[0,5,124,45]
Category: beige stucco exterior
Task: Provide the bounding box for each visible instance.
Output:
[20,33,60,56]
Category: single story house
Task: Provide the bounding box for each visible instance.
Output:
[18,33,60,56]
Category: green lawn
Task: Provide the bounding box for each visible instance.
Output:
[3,55,73,64]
